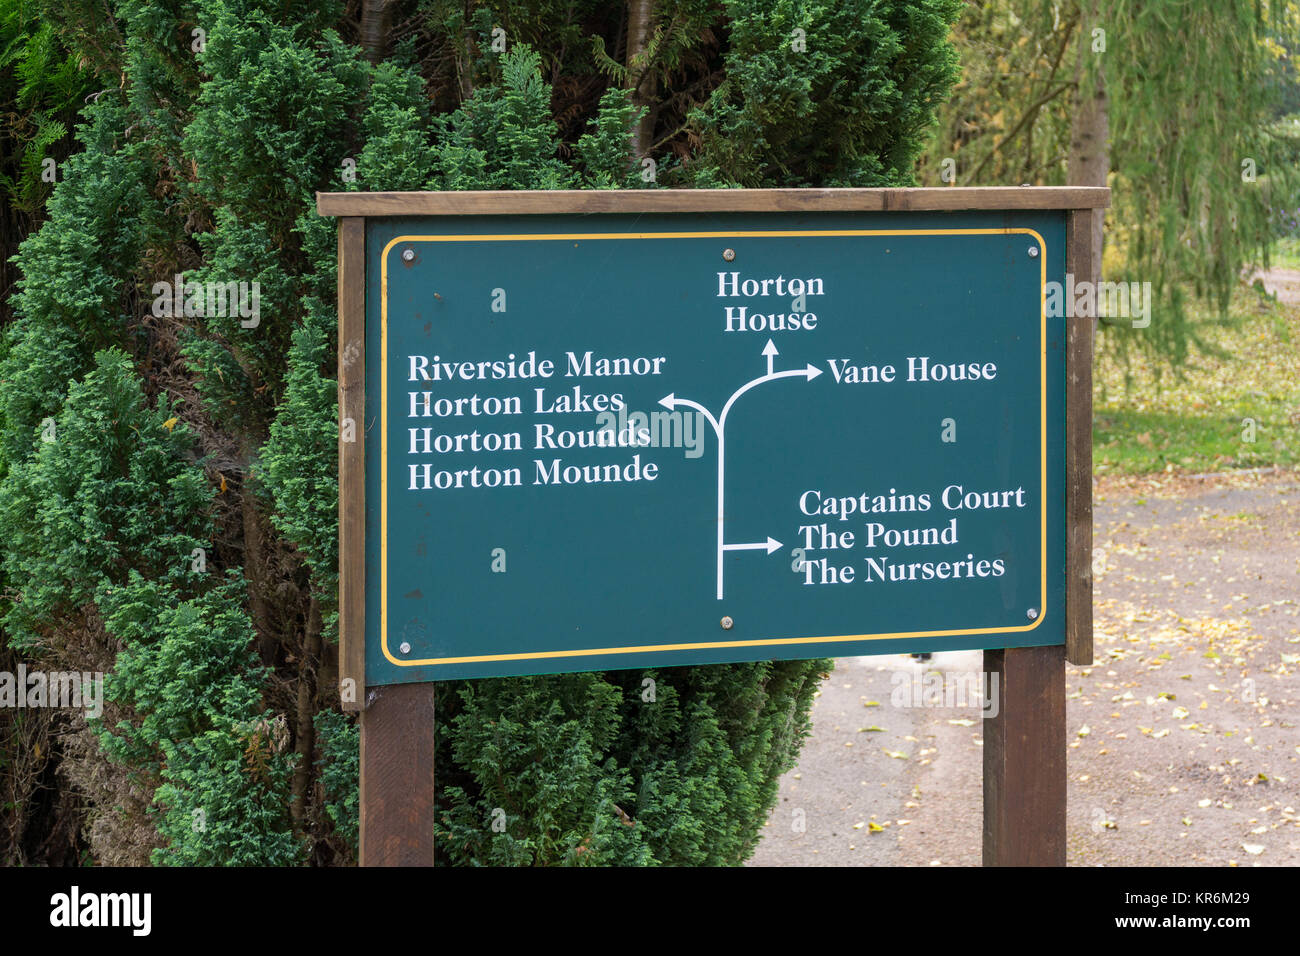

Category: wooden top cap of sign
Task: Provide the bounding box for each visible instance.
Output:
[316,186,1110,218]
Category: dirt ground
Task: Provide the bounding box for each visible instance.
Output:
[1249,267,1300,306]
[749,468,1300,867]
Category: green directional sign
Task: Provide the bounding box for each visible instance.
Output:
[363,208,1067,683]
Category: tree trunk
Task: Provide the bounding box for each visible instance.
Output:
[626,0,656,162]
[239,477,276,663]
[290,595,323,829]
[1067,0,1108,284]
[360,0,392,65]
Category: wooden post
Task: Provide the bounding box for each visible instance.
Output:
[338,216,438,866]
[337,216,367,710]
[982,645,1066,866]
[981,203,1096,867]
[360,683,437,866]
[1065,207,1096,667]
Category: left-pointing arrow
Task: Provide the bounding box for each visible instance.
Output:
[658,393,720,435]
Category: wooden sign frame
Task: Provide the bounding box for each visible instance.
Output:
[318,186,1108,867]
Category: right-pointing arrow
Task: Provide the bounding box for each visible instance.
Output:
[723,537,783,554]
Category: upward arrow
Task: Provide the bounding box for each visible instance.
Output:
[762,339,778,375]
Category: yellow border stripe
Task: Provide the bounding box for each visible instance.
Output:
[378,228,1050,668]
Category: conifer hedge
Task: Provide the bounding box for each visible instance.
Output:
[0,0,961,865]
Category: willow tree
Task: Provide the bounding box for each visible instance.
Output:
[926,0,1300,366]
[0,0,961,866]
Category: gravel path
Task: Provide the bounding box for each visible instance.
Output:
[1249,266,1300,305]
[750,469,1300,867]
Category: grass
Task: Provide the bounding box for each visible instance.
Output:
[1093,266,1300,476]
[1270,237,1300,270]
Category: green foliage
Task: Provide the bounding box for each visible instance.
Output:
[576,87,646,188]
[1093,288,1300,476]
[432,45,576,190]
[0,350,209,648]
[423,0,606,97]
[1101,1,1295,363]
[313,709,359,853]
[6,117,154,338]
[927,0,1300,368]
[98,574,260,763]
[437,675,651,865]
[259,299,339,639]
[0,4,92,220]
[355,62,436,190]
[1272,236,1300,269]
[0,347,298,864]
[184,209,298,414]
[151,715,302,865]
[0,96,156,464]
[612,661,821,865]
[692,0,964,186]
[185,2,366,230]
[922,0,1076,187]
[434,661,823,865]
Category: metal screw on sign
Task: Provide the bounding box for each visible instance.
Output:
[1026,608,1038,621]
[402,248,415,262]
[720,616,734,630]
[722,248,736,261]
[399,642,411,653]
[1027,246,1039,258]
